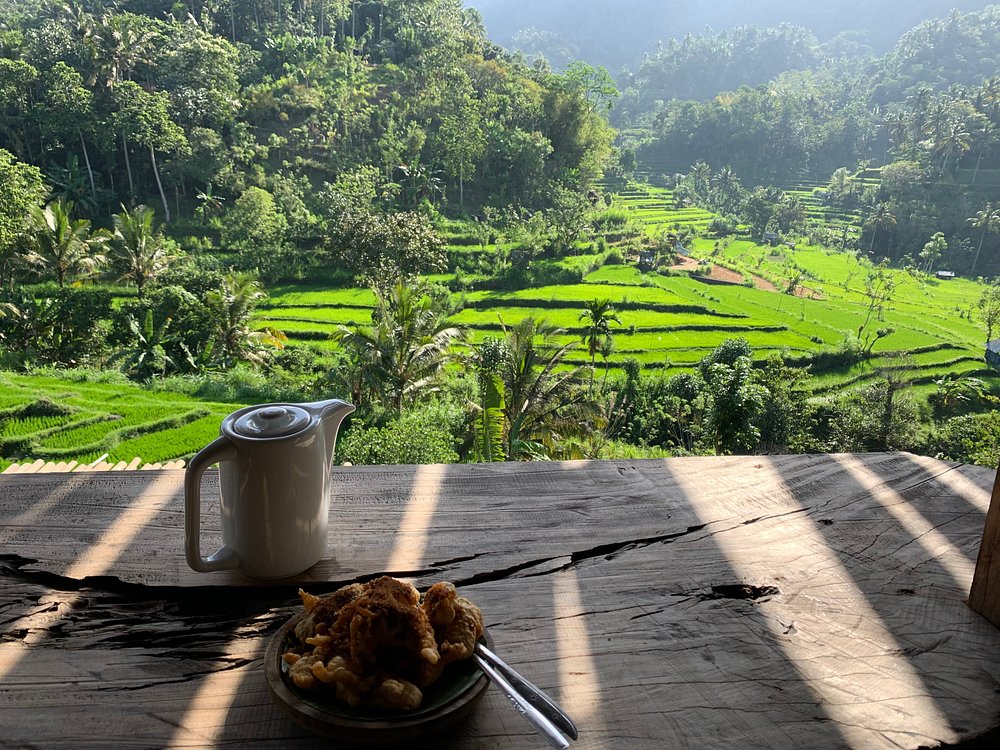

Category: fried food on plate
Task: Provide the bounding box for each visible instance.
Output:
[282,576,484,711]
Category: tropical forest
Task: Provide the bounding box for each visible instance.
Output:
[1,0,999,470]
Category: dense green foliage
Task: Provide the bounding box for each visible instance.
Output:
[0,2,998,470]
[0,0,612,243]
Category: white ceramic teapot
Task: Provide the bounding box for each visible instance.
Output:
[184,399,355,579]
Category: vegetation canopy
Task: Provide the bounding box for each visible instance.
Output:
[0,1,997,470]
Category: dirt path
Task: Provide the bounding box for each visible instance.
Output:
[669,256,778,291]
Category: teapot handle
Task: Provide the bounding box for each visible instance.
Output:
[184,436,240,573]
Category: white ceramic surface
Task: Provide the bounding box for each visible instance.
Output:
[184,399,354,578]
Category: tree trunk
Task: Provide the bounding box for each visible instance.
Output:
[972,230,987,275]
[79,131,96,200]
[123,135,134,198]
[150,146,170,223]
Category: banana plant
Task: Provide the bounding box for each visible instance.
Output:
[475,371,506,462]
[108,309,176,380]
[472,336,508,462]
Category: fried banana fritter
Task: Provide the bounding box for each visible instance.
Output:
[282,576,484,711]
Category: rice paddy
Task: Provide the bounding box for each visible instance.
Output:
[2,178,996,468]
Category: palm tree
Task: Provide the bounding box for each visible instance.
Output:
[921,97,952,145]
[688,161,712,198]
[25,199,108,288]
[334,283,465,413]
[885,110,909,157]
[194,185,225,224]
[864,202,896,256]
[712,166,742,212]
[501,317,586,459]
[578,299,620,393]
[967,203,1000,275]
[905,85,932,140]
[111,204,174,298]
[968,123,994,184]
[205,273,286,368]
[934,120,971,174]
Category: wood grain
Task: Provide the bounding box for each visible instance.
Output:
[1,452,999,749]
[969,462,1000,627]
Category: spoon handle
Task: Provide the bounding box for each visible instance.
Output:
[475,642,579,740]
[472,652,570,749]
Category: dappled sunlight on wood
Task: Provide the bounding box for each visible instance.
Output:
[905,454,994,514]
[164,627,263,749]
[552,571,604,728]
[0,473,181,682]
[386,464,446,572]
[674,460,954,749]
[834,454,977,588]
[0,474,84,546]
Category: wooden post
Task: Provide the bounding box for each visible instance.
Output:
[970,462,1000,627]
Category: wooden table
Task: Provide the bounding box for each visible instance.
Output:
[2,452,1000,749]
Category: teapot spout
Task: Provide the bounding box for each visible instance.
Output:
[302,399,355,457]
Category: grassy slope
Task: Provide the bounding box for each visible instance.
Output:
[0,372,238,469]
[3,181,997,466]
[259,181,998,401]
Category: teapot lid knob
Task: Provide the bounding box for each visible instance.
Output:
[232,405,310,438]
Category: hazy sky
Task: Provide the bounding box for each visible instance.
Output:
[468,0,996,70]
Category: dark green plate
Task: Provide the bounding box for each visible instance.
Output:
[264,609,490,743]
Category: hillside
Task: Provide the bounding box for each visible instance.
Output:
[470,0,993,72]
[1,1,999,467]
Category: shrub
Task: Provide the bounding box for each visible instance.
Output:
[336,403,464,465]
[603,247,624,265]
[707,216,736,236]
[929,412,1000,468]
[153,365,313,404]
[591,207,631,232]
[789,335,865,371]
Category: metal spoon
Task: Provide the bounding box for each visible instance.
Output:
[473,642,578,747]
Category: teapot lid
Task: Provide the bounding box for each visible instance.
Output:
[231,405,311,439]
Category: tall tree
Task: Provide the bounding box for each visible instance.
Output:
[111,204,174,298]
[112,81,187,222]
[578,299,620,393]
[438,90,485,208]
[25,199,109,289]
[35,62,98,203]
[967,203,1000,275]
[0,149,46,290]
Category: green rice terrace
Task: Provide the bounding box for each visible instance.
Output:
[257,181,998,399]
[0,372,238,472]
[3,179,998,469]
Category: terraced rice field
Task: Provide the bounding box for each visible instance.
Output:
[0,372,238,471]
[614,184,715,233]
[255,179,998,402]
[5,178,994,468]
